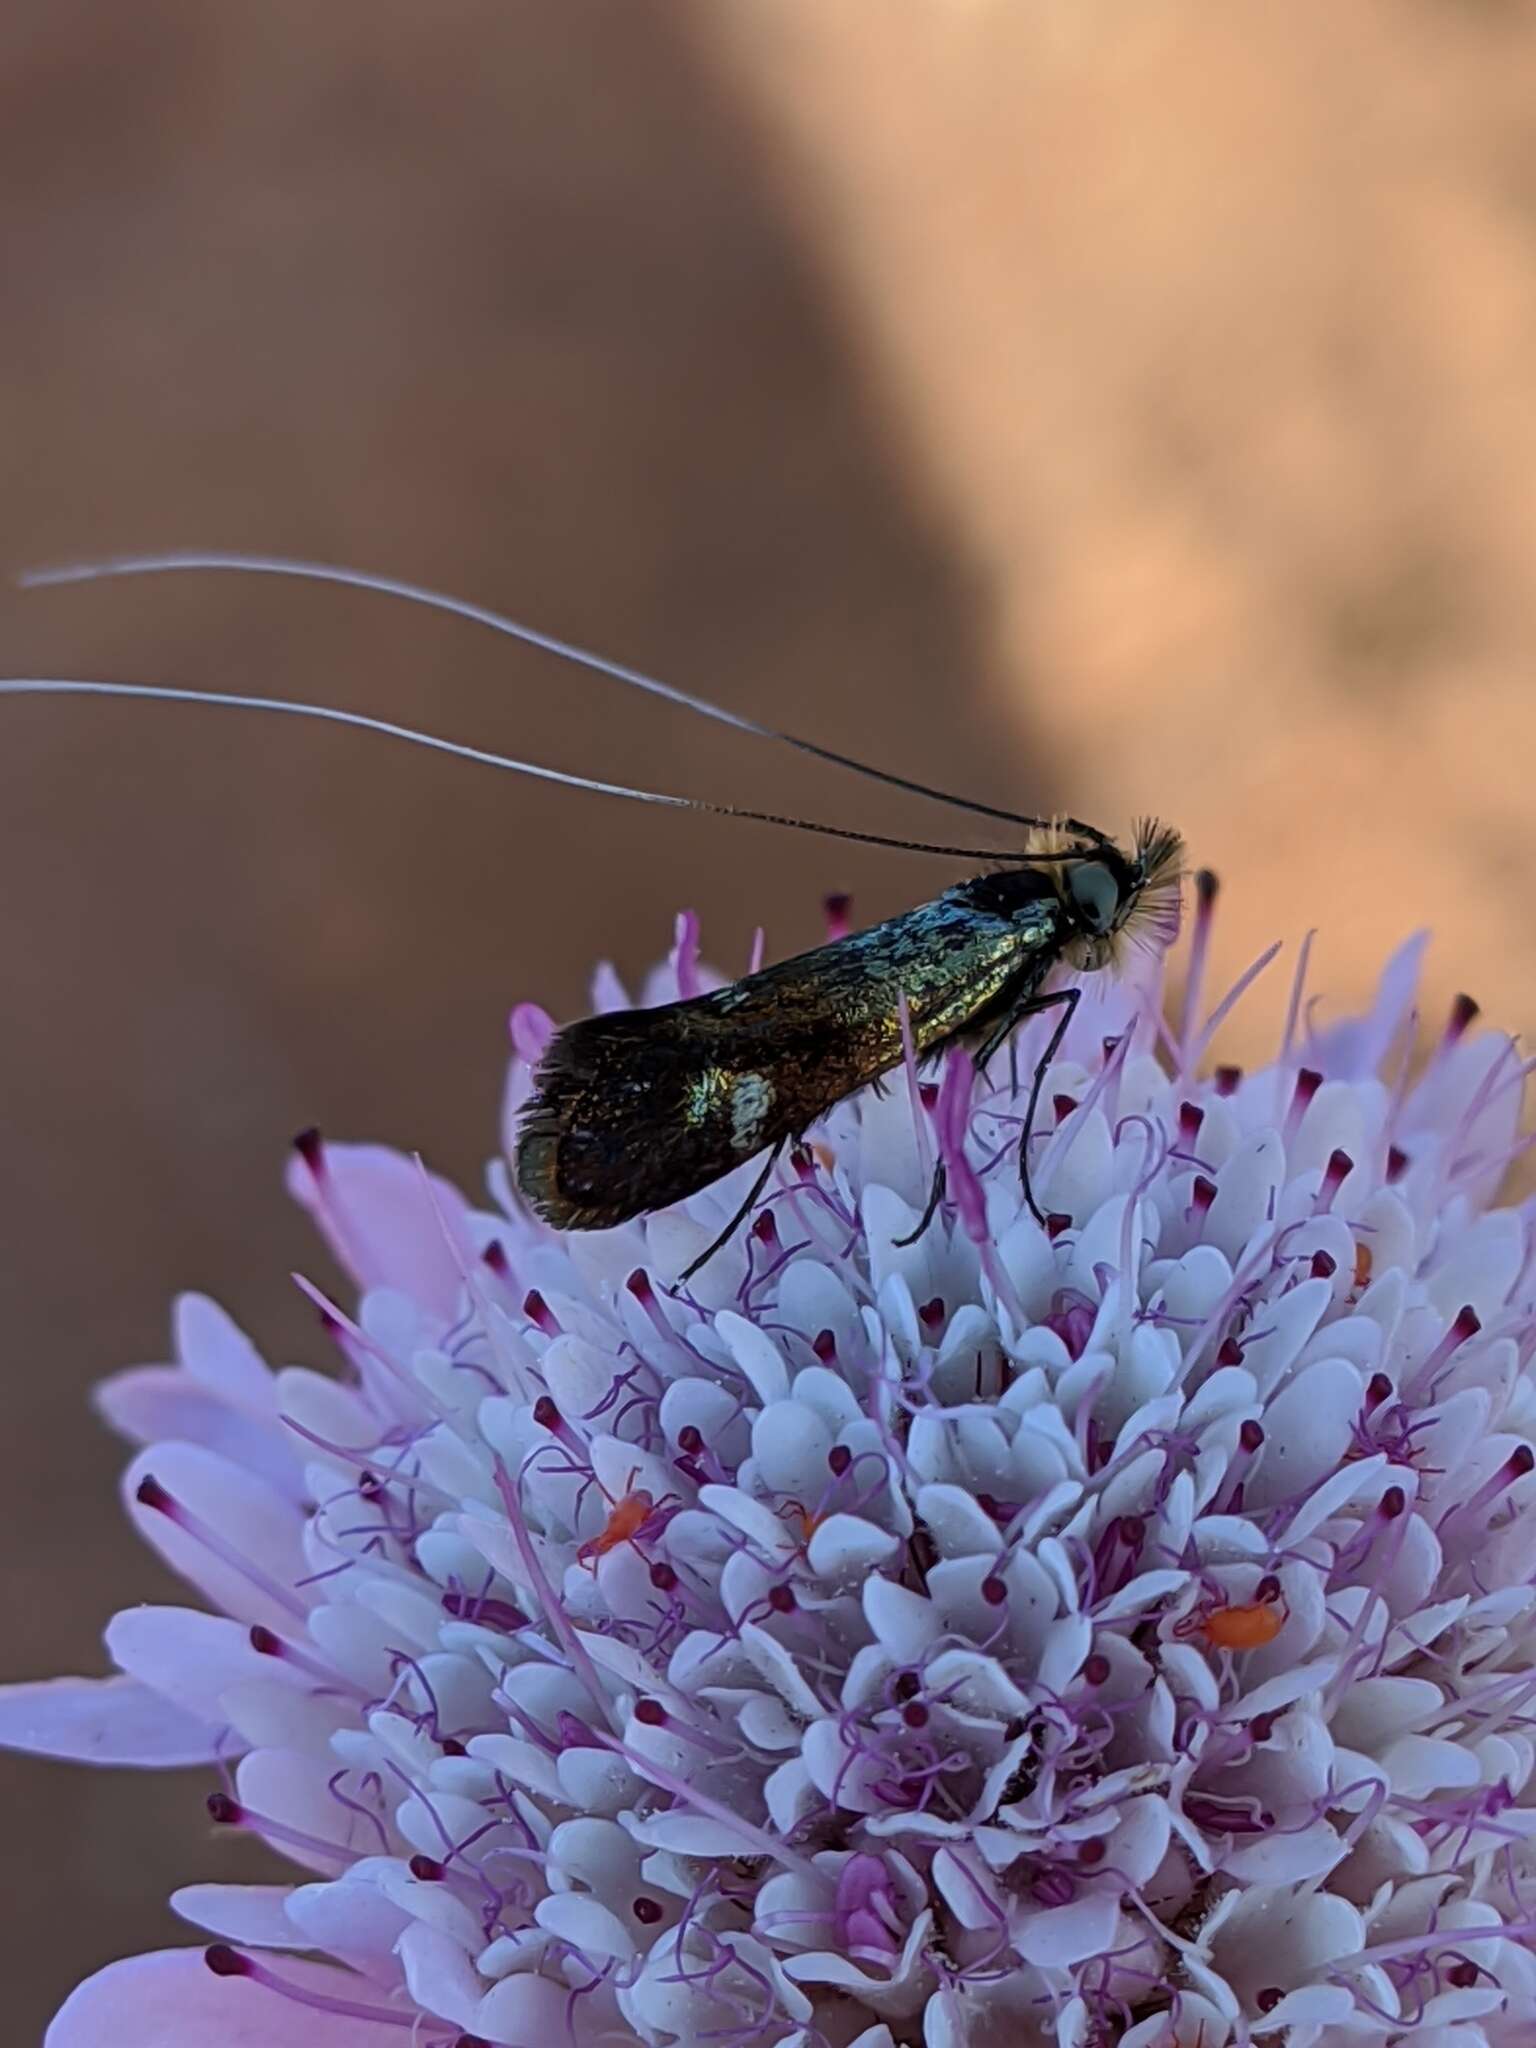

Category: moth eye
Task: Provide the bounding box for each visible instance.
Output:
[1066,860,1122,936]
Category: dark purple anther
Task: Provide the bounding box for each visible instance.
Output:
[206,1792,242,1825]
[532,1394,561,1432]
[1214,1064,1242,1096]
[1447,992,1480,1043]
[1287,1068,1322,1132]
[204,1944,251,1978]
[633,1697,667,1726]
[632,1896,664,1925]
[1177,1101,1205,1148]
[768,1584,797,1614]
[828,1444,852,1477]
[1046,1212,1072,1242]
[1082,1652,1111,1686]
[443,1593,528,1633]
[482,1240,509,1276]
[1239,1420,1264,1454]
[249,1625,281,1656]
[649,1561,679,1592]
[1053,1093,1078,1124]
[1380,1486,1407,1519]
[1310,1249,1337,1280]
[134,1475,173,1514]
[1030,1868,1076,1907]
[1321,1149,1353,1202]
[1191,1175,1217,1218]
[980,1574,1008,1607]
[292,1126,325,1176]
[813,1329,837,1364]
[523,1290,557,1336]
[409,1854,446,1881]
[918,1296,945,1333]
[555,1712,601,1751]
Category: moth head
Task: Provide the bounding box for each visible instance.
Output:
[1030,818,1186,972]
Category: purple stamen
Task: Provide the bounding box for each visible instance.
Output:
[135,1475,308,1622]
[1284,1067,1322,1140]
[1319,1148,1353,1205]
[205,1945,419,2027]
[1410,1304,1482,1396]
[522,1289,559,1336]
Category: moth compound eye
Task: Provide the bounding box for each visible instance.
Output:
[1066,860,1121,936]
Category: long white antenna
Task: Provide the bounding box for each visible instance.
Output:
[22,549,1085,837]
[0,676,1023,861]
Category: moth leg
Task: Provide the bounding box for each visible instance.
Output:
[678,1141,786,1284]
[895,986,1069,1251]
[894,1162,948,1249]
[1015,985,1080,1226]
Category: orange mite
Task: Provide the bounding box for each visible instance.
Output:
[1199,1600,1285,1652]
[779,1498,824,1546]
[578,1488,655,1569]
[1351,1240,1373,1298]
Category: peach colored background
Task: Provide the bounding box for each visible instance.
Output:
[2,2,1533,2035]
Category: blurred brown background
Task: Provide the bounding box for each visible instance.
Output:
[2,1,1534,2036]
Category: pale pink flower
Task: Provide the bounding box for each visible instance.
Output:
[6,898,1536,2048]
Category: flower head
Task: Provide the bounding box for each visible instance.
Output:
[7,895,1536,2048]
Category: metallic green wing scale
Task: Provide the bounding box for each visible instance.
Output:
[516,870,1067,1230]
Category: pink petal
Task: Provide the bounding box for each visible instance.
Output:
[105,1605,299,1728]
[45,1949,402,2047]
[589,960,631,1013]
[286,1141,475,1319]
[171,1884,300,1945]
[508,1001,555,1065]
[237,1745,381,1871]
[0,1674,224,1767]
[95,1368,303,1499]
[502,1004,557,1157]
[175,1293,279,1409]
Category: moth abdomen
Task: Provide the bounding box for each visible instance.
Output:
[515,1008,796,1230]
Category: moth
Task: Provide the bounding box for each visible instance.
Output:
[7,551,1184,1272]
[516,818,1182,1270]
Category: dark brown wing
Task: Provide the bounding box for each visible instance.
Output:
[515,896,1046,1230]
